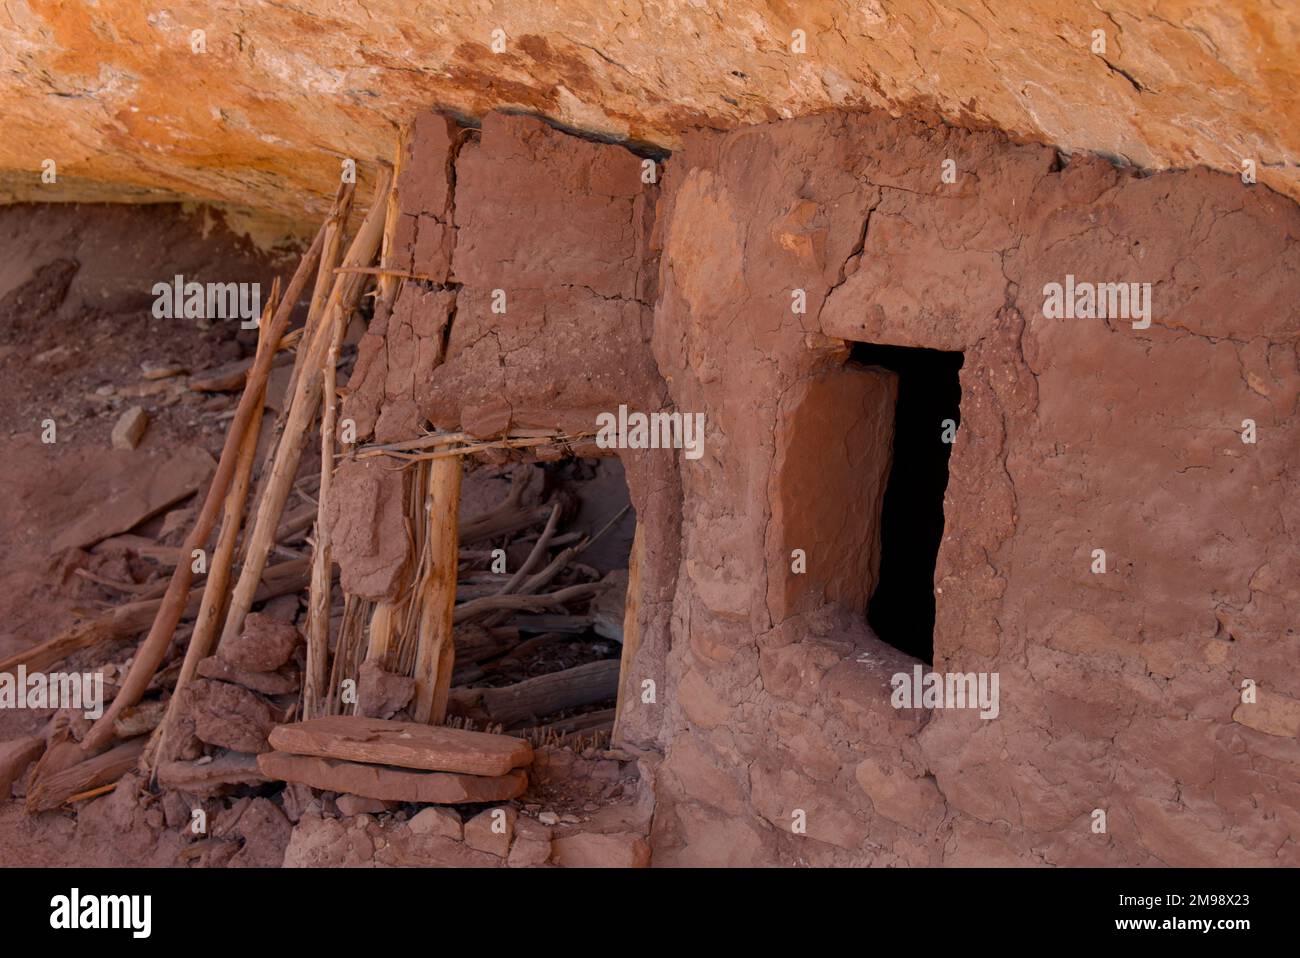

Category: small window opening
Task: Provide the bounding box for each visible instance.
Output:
[850,342,964,664]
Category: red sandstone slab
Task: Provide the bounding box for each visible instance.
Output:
[156,752,268,795]
[51,446,215,552]
[257,751,527,805]
[268,716,532,776]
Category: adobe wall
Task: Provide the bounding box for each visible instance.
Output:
[651,113,1300,866]
[338,112,682,745]
[348,108,1300,866]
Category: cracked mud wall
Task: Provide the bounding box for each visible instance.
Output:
[339,111,682,749]
[649,112,1299,866]
[262,103,1294,867]
[0,113,1284,872]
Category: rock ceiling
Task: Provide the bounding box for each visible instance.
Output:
[1,1,1294,228]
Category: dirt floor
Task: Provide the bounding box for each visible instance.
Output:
[0,203,289,864]
[0,202,288,655]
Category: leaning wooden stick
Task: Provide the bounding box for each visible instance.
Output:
[145,281,280,772]
[220,167,392,653]
[80,228,327,753]
[0,559,313,682]
[377,121,408,312]
[297,180,357,406]
[300,188,356,716]
[243,181,356,564]
[304,201,356,717]
[493,503,561,596]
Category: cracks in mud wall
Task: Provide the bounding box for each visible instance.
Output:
[340,106,1298,868]
[649,109,1300,868]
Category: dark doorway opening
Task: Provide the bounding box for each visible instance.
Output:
[850,342,964,664]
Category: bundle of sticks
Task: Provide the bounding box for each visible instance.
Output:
[15,128,634,812]
[12,162,388,808]
[326,460,631,736]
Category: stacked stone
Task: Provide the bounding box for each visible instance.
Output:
[257,715,532,804]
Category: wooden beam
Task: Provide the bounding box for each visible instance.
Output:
[450,659,620,729]
[411,457,461,724]
[0,559,312,679]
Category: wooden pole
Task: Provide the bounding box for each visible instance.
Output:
[219,167,393,653]
[244,180,356,556]
[450,659,620,729]
[378,122,408,309]
[363,601,395,668]
[411,457,461,724]
[363,124,409,670]
[303,194,357,718]
[81,228,327,753]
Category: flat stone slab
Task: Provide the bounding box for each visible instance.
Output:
[268,716,532,776]
[258,751,528,804]
[157,752,269,795]
[51,445,215,552]
[197,655,300,695]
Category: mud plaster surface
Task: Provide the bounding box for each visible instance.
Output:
[648,112,1300,867]
[349,108,1299,866]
